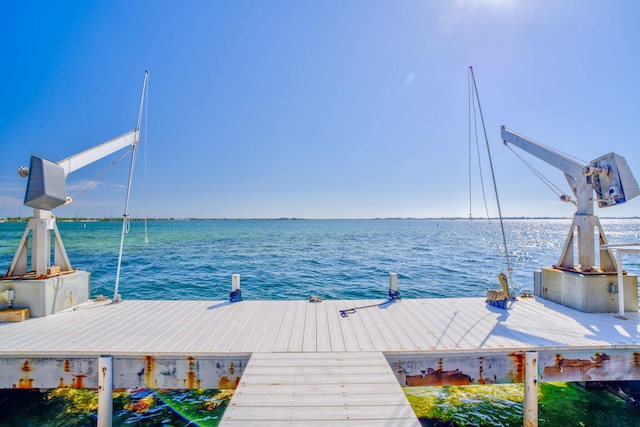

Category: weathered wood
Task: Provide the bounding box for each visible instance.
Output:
[0,307,29,322]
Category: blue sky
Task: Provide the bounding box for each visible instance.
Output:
[1,0,640,219]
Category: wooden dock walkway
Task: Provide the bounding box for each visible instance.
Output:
[220,351,420,426]
[1,296,640,424]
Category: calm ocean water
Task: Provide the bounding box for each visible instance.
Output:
[3,218,640,301]
[2,218,640,426]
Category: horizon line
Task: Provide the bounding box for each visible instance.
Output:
[5,215,640,222]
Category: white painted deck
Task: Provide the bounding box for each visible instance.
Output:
[1,297,638,356]
[220,351,420,426]
[1,296,640,424]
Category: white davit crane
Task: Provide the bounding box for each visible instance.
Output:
[501,126,640,273]
[6,72,148,278]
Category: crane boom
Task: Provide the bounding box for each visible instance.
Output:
[501,127,585,179]
[501,126,592,216]
[20,129,139,211]
[57,130,139,176]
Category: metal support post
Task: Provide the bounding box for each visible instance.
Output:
[524,351,538,427]
[98,355,113,427]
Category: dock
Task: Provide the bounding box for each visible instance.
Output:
[1,296,640,425]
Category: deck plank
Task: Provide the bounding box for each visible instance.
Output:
[287,300,308,352]
[225,301,273,352]
[166,301,237,353]
[241,300,280,352]
[325,300,347,352]
[254,301,289,352]
[204,300,256,352]
[302,301,318,352]
[315,301,332,352]
[340,300,378,351]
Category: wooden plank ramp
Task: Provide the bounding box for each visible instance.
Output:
[220,351,420,426]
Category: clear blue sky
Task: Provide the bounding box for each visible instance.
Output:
[1,0,640,219]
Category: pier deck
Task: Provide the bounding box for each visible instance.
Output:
[1,296,639,423]
[2,297,639,356]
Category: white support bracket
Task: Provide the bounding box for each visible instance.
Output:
[6,210,72,277]
[557,214,616,272]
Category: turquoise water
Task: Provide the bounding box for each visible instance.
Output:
[1,218,640,426]
[6,218,639,300]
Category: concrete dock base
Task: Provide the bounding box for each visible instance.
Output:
[0,270,90,317]
[536,267,638,313]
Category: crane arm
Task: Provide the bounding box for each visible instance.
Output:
[57,129,139,176]
[20,129,140,211]
[501,126,586,179]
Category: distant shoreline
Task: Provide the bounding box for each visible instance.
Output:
[3,216,639,223]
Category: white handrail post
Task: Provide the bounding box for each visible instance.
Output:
[616,250,625,318]
[524,351,538,427]
[98,355,113,427]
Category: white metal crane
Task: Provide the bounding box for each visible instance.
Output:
[501,126,640,273]
[6,72,148,279]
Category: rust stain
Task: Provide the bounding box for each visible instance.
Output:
[21,360,32,372]
[229,362,236,375]
[542,353,610,380]
[477,357,484,384]
[64,359,71,373]
[218,375,240,389]
[633,352,640,368]
[476,356,496,384]
[143,355,156,387]
[185,356,201,389]
[58,378,66,388]
[508,352,525,383]
[17,377,34,389]
[72,374,86,388]
[593,353,610,368]
[396,360,404,382]
[405,368,472,386]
